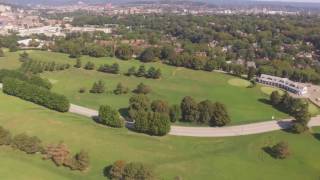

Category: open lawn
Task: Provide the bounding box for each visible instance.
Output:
[0,92,320,179]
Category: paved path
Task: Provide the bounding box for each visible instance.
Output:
[69,104,320,137]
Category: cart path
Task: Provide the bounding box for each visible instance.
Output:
[69,104,320,137]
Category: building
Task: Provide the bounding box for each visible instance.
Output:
[257,74,308,95]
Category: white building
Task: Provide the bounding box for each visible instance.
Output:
[257,74,308,95]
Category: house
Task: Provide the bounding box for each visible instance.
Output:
[257,74,308,95]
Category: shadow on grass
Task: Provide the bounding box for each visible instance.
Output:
[262,146,276,158]
[313,133,320,141]
[258,98,272,105]
[102,165,112,178]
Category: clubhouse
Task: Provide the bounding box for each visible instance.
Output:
[257,74,308,95]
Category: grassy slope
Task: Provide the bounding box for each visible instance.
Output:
[20,50,288,124]
[0,92,320,180]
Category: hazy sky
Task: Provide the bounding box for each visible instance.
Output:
[258,0,320,2]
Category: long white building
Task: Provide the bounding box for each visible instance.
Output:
[257,74,308,95]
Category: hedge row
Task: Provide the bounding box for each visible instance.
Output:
[3,78,69,112]
[0,69,52,89]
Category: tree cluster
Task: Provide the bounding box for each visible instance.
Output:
[126,65,161,79]
[114,83,129,95]
[2,78,70,112]
[44,143,89,171]
[20,59,71,74]
[128,95,171,136]
[270,91,311,133]
[98,63,120,74]
[180,97,231,126]
[90,80,105,94]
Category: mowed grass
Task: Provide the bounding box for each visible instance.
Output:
[0,92,320,179]
[17,50,288,124]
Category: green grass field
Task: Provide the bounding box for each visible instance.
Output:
[0,92,320,180]
[0,50,318,124]
[22,50,289,124]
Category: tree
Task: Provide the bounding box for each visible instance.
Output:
[139,48,155,62]
[197,100,214,124]
[114,83,129,95]
[134,83,151,94]
[169,105,181,122]
[247,66,256,80]
[136,65,146,77]
[115,45,133,60]
[210,102,230,126]
[128,94,150,113]
[180,96,199,122]
[0,126,11,145]
[98,105,124,128]
[148,112,171,136]
[270,91,282,106]
[74,58,82,68]
[90,80,105,93]
[271,141,290,159]
[146,67,156,78]
[151,100,169,114]
[0,48,4,57]
[84,61,95,70]
[126,66,136,76]
[19,51,30,62]
[133,110,150,133]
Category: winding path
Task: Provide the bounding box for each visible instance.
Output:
[69,104,320,137]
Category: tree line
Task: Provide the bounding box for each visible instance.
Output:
[2,77,70,112]
[0,126,89,171]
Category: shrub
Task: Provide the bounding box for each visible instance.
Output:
[134,83,151,94]
[108,161,154,180]
[44,143,71,166]
[12,133,42,154]
[2,78,70,112]
[169,105,181,122]
[84,61,95,70]
[90,80,105,94]
[108,160,126,179]
[98,105,124,128]
[79,87,86,93]
[74,58,82,68]
[64,150,90,171]
[271,141,290,159]
[123,162,154,180]
[0,126,11,145]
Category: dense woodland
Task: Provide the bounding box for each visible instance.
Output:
[52,14,320,83]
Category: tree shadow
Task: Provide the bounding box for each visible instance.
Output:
[92,115,101,124]
[119,108,129,119]
[102,165,112,178]
[262,146,276,158]
[313,133,320,141]
[258,98,272,105]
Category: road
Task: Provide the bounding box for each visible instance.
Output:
[69,104,320,137]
